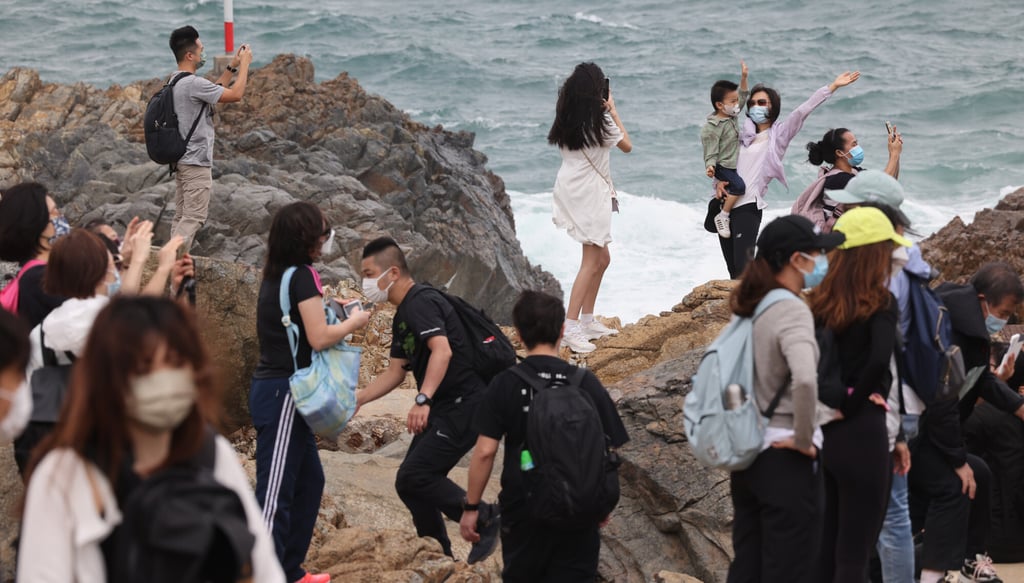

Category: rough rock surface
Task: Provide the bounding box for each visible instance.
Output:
[0,56,560,322]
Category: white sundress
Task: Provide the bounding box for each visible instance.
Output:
[552,113,623,247]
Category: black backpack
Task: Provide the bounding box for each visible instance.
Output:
[14,330,76,472]
[901,273,965,405]
[144,72,207,167]
[104,430,256,583]
[436,289,516,383]
[511,365,621,530]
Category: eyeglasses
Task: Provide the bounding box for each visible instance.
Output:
[322,226,332,237]
[747,98,770,107]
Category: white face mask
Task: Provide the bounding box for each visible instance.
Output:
[891,246,910,275]
[320,229,336,256]
[128,368,197,431]
[0,379,32,444]
[724,102,741,117]
[361,269,394,304]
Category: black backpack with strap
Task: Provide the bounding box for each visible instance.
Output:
[144,72,207,168]
[13,329,77,472]
[103,429,256,583]
[511,364,621,530]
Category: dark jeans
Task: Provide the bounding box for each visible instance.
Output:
[818,406,891,583]
[715,164,747,196]
[250,376,325,582]
[728,448,822,583]
[908,437,992,571]
[718,203,762,278]
[395,395,479,557]
[501,520,600,583]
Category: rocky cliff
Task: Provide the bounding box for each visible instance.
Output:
[0,55,560,322]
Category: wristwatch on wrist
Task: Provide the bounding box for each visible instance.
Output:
[462,498,479,512]
[226,65,239,73]
[414,392,433,407]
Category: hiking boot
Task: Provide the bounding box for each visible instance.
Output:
[957,553,1002,582]
[468,503,501,565]
[294,573,331,583]
[561,324,596,353]
[714,212,731,238]
[582,319,619,339]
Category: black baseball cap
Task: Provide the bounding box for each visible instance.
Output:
[756,215,846,263]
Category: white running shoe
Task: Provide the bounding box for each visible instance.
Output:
[582,319,619,340]
[561,324,596,353]
[714,212,731,239]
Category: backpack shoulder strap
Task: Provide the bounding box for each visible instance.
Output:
[510,365,548,393]
[278,267,301,371]
[38,328,60,368]
[753,288,798,320]
[196,427,218,471]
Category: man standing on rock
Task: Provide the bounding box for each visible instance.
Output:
[356,236,501,564]
[167,25,252,251]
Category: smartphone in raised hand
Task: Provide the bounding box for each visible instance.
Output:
[603,78,610,101]
[885,120,895,139]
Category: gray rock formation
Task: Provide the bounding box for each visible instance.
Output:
[0,55,560,322]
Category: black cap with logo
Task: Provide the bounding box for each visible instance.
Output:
[756,215,846,266]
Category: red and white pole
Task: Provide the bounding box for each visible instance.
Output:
[224,0,234,54]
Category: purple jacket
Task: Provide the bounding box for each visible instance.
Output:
[739,85,834,193]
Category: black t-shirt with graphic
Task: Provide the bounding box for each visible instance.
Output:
[389,284,485,403]
[473,356,630,524]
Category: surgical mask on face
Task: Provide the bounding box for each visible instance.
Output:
[748,105,770,124]
[891,246,910,275]
[0,379,31,444]
[797,252,829,289]
[362,270,394,304]
[723,102,741,117]
[49,214,71,245]
[128,368,197,431]
[320,229,335,256]
[195,51,206,70]
[844,145,865,166]
[107,268,122,297]
[984,301,1008,335]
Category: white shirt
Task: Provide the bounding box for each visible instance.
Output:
[552,113,623,247]
[734,130,770,210]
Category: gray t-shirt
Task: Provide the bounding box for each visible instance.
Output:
[170,72,225,167]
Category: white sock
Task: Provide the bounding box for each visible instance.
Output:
[722,210,730,216]
[580,313,594,324]
[919,569,944,583]
[566,319,579,330]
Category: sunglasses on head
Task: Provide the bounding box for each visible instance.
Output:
[747,98,770,107]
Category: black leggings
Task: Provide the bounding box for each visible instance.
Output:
[718,203,762,279]
[817,406,892,583]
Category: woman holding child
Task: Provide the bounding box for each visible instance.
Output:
[714,70,860,278]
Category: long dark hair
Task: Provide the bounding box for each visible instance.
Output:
[730,256,785,317]
[807,128,850,166]
[547,62,611,150]
[264,201,324,280]
[808,242,892,332]
[0,182,50,263]
[27,296,220,489]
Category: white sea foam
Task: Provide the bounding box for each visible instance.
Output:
[572,11,639,29]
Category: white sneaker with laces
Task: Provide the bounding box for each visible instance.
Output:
[714,212,731,238]
[582,319,619,340]
[561,324,596,353]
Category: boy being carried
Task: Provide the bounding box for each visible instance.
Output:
[701,60,749,239]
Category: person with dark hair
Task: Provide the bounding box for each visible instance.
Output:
[0,310,32,446]
[909,262,1024,583]
[18,296,284,582]
[807,207,911,583]
[357,236,500,564]
[165,25,253,251]
[251,201,367,583]
[701,62,749,238]
[547,61,632,353]
[459,289,629,581]
[0,182,69,327]
[714,71,860,279]
[725,215,843,583]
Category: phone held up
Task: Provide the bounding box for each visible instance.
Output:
[603,77,610,101]
[328,299,373,320]
[885,120,895,140]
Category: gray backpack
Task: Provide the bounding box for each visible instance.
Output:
[684,288,796,471]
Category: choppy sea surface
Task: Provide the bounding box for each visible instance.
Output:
[3,0,1022,322]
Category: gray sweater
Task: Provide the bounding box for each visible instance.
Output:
[752,298,819,450]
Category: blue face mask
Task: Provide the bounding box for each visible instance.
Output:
[844,145,865,166]
[48,214,71,245]
[107,268,122,297]
[985,302,1007,335]
[798,252,829,289]
[748,105,770,124]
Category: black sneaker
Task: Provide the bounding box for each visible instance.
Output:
[467,503,500,565]
[957,553,1003,582]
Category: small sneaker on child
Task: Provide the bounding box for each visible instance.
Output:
[714,212,731,238]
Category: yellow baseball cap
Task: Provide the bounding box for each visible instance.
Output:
[833,206,912,249]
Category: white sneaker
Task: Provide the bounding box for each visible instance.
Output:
[714,212,731,238]
[582,319,619,339]
[561,324,596,353]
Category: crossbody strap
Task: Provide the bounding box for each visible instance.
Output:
[278,267,301,372]
[581,150,616,199]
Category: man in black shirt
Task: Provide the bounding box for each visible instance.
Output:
[460,290,629,582]
[356,237,499,563]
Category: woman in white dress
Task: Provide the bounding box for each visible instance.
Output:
[548,62,632,353]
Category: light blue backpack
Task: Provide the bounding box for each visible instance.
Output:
[683,288,796,472]
[279,266,362,439]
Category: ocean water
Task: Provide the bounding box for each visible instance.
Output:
[3,0,1023,322]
